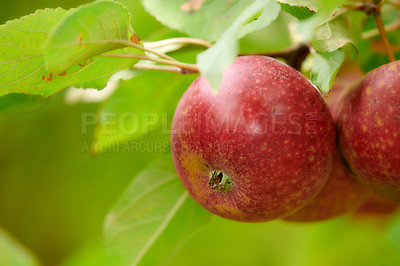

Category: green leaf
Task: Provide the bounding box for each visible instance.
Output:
[278,0,317,20]
[93,70,194,153]
[289,1,347,44]
[319,0,345,14]
[310,48,345,93]
[0,94,49,114]
[279,0,345,19]
[197,0,280,93]
[43,0,138,74]
[0,228,39,266]
[141,0,256,42]
[0,8,139,97]
[104,158,212,266]
[312,17,355,53]
[238,2,282,38]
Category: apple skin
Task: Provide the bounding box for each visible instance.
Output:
[336,61,400,200]
[284,152,367,222]
[284,64,367,222]
[171,56,336,222]
[355,193,399,217]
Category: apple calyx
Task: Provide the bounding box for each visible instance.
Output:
[209,170,232,192]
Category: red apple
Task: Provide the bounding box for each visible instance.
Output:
[284,152,367,222]
[171,56,336,222]
[355,193,399,217]
[336,61,400,200]
[284,63,367,222]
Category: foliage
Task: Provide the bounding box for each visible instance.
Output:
[1,0,400,265]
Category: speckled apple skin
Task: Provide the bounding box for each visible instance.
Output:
[285,64,367,222]
[284,152,367,222]
[337,61,400,200]
[170,56,336,222]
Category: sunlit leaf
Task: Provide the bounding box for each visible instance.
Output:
[278,0,317,20]
[43,0,138,74]
[141,0,256,42]
[0,228,39,266]
[238,1,282,38]
[310,48,345,93]
[312,17,355,53]
[0,8,139,97]
[197,0,280,92]
[104,158,212,266]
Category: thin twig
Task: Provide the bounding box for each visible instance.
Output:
[344,0,396,61]
[362,18,400,39]
[342,1,377,15]
[373,6,396,61]
[80,40,176,61]
[100,53,199,72]
[132,64,196,74]
[145,37,213,49]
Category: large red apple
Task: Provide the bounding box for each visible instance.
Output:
[284,152,367,222]
[284,63,367,222]
[170,56,336,222]
[336,61,400,200]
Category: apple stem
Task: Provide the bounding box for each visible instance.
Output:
[209,170,232,193]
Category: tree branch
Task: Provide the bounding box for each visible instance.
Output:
[131,64,196,74]
[145,37,213,49]
[81,39,176,62]
[100,53,199,73]
[362,18,400,39]
[240,43,311,71]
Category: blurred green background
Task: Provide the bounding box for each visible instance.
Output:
[1,1,400,266]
